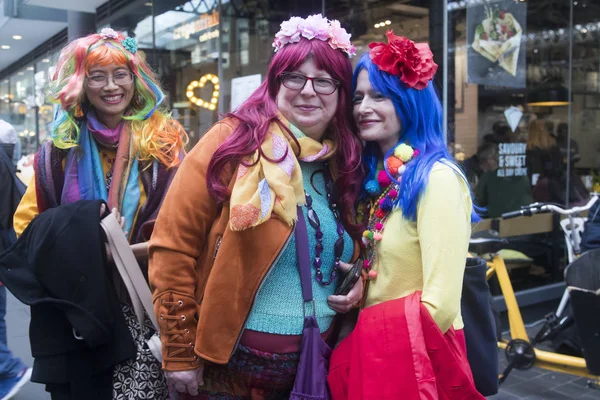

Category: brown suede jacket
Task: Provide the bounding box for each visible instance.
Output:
[149,118,360,371]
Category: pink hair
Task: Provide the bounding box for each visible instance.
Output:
[206,38,364,238]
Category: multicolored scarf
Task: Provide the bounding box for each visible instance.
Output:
[60,112,140,235]
[34,113,181,243]
[230,116,336,231]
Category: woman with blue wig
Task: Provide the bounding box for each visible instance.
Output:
[327,32,484,399]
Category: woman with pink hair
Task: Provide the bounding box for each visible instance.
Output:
[149,14,364,399]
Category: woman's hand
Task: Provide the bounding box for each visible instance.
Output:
[166,366,204,396]
[100,204,126,231]
[327,261,364,314]
[100,204,147,262]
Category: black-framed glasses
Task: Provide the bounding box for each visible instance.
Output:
[280,72,340,95]
[86,71,133,88]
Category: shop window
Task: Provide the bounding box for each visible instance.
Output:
[0,80,9,122]
[153,0,221,146]
[447,0,600,288]
[572,4,600,197]
[448,0,597,216]
[9,67,36,157]
[107,1,153,49]
[35,52,59,145]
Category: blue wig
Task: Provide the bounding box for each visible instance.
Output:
[354,53,480,222]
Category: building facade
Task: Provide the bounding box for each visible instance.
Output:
[1,0,598,299]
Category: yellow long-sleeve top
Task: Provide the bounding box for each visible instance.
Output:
[364,162,472,333]
[14,148,147,237]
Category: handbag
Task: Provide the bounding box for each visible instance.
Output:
[100,213,170,399]
[290,206,332,400]
[460,257,499,396]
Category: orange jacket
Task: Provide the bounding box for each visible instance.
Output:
[149,118,359,371]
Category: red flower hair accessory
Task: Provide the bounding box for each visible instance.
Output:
[369,30,438,90]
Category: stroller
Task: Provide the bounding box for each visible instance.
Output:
[565,248,600,376]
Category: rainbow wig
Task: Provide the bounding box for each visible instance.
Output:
[206,37,364,238]
[353,53,480,222]
[47,30,186,167]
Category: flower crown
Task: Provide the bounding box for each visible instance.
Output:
[99,28,138,54]
[273,14,356,58]
[369,30,437,90]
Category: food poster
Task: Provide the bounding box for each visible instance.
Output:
[467,0,527,88]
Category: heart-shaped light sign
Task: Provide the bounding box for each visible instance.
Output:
[186,74,219,110]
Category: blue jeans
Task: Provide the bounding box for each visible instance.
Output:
[0,285,26,379]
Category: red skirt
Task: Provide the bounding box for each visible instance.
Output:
[328,293,485,400]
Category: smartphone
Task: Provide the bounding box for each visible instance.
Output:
[334,258,362,296]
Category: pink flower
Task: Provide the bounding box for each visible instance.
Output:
[272,15,355,57]
[273,17,303,50]
[279,17,303,37]
[329,20,356,57]
[302,14,330,41]
[99,28,119,40]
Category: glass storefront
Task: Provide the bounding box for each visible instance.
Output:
[449,0,595,214]
[0,79,9,123]
[114,0,595,294]
[152,0,221,145]
[35,53,59,145]
[9,66,37,157]
[446,0,600,291]
[0,50,59,163]
[3,0,599,295]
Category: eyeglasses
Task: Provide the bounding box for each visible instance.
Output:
[86,71,133,88]
[280,72,340,95]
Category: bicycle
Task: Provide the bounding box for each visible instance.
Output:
[469,194,600,388]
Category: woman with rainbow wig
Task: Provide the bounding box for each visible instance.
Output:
[327,32,485,399]
[149,14,364,399]
[14,28,186,241]
[13,28,187,398]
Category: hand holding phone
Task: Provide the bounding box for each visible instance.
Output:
[334,258,362,296]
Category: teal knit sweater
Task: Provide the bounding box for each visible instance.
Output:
[245,161,354,335]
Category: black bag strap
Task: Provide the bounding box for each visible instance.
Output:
[295,206,316,316]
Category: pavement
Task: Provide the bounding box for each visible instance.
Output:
[4,291,600,399]
[6,292,49,399]
[490,352,600,399]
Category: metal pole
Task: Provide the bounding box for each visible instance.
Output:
[566,0,573,207]
[442,0,448,142]
[217,0,224,117]
[151,0,156,66]
[33,64,39,151]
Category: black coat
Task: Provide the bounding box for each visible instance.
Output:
[0,147,25,252]
[0,200,136,399]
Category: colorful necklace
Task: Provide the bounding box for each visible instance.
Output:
[100,149,116,191]
[304,165,345,286]
[361,144,419,280]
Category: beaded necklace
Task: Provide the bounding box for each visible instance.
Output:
[304,165,345,286]
[361,144,419,280]
[100,149,116,191]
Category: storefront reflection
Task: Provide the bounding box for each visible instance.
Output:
[2,0,599,295]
